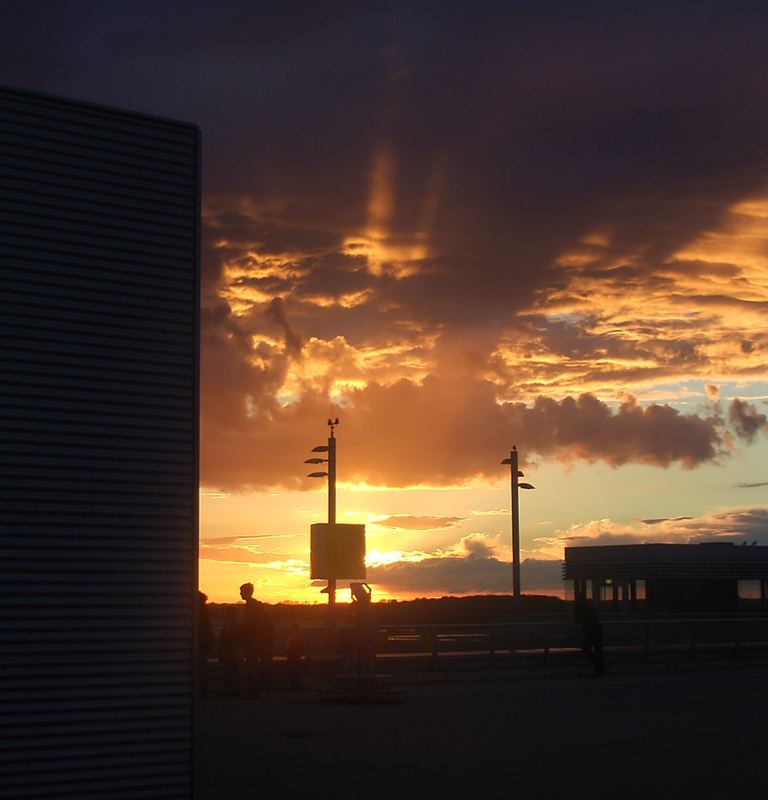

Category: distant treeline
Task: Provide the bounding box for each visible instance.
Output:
[207,594,566,627]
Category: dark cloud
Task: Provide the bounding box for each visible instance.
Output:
[455,533,497,559]
[736,482,768,489]
[562,508,768,548]
[640,517,694,525]
[4,3,768,492]
[367,555,563,596]
[6,3,768,300]
[200,374,768,490]
[729,398,768,444]
[265,298,303,357]
[562,532,655,547]
[674,508,768,545]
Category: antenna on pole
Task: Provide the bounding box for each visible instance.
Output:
[328,416,340,438]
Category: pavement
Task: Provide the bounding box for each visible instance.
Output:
[195,663,768,799]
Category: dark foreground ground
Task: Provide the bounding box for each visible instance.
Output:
[197,666,768,799]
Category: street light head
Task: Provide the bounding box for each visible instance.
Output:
[307,471,329,478]
[311,445,329,452]
[501,459,525,478]
[304,458,327,464]
[519,482,535,490]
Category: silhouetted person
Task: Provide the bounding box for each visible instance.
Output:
[218,606,244,696]
[285,623,305,690]
[351,583,376,679]
[240,582,262,697]
[574,593,604,677]
[197,591,214,699]
[338,610,356,674]
[258,602,274,692]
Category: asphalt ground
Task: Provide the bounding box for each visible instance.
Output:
[196,664,768,800]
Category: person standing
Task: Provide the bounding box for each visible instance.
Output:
[258,601,274,692]
[285,623,305,691]
[351,583,376,679]
[197,591,213,699]
[574,592,604,677]
[239,582,262,697]
[218,606,244,696]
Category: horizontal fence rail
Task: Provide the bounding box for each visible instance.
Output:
[202,616,768,689]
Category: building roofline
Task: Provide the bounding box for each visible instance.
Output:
[0,83,199,133]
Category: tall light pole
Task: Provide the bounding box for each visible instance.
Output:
[501,446,535,600]
[327,418,337,525]
[306,417,340,606]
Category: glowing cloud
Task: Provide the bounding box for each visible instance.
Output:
[373,514,466,530]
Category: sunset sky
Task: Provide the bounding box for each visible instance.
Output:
[4,2,768,602]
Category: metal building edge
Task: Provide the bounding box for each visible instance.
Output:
[0,84,200,798]
[191,122,201,800]
[0,82,200,134]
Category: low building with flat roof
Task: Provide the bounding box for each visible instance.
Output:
[564,542,768,612]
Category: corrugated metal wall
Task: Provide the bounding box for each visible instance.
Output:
[0,86,199,799]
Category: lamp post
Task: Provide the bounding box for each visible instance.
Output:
[501,445,535,600]
[305,417,340,606]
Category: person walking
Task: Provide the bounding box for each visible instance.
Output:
[239,582,263,697]
[218,605,244,696]
[574,592,604,677]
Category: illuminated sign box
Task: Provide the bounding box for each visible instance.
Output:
[310,523,366,580]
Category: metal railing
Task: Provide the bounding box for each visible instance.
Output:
[295,616,768,672]
[204,616,768,689]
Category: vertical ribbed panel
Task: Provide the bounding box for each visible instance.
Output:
[0,86,198,799]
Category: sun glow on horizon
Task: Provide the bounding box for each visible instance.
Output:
[199,167,768,605]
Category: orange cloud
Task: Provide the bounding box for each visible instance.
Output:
[200,358,767,490]
[374,515,465,530]
[520,194,768,401]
